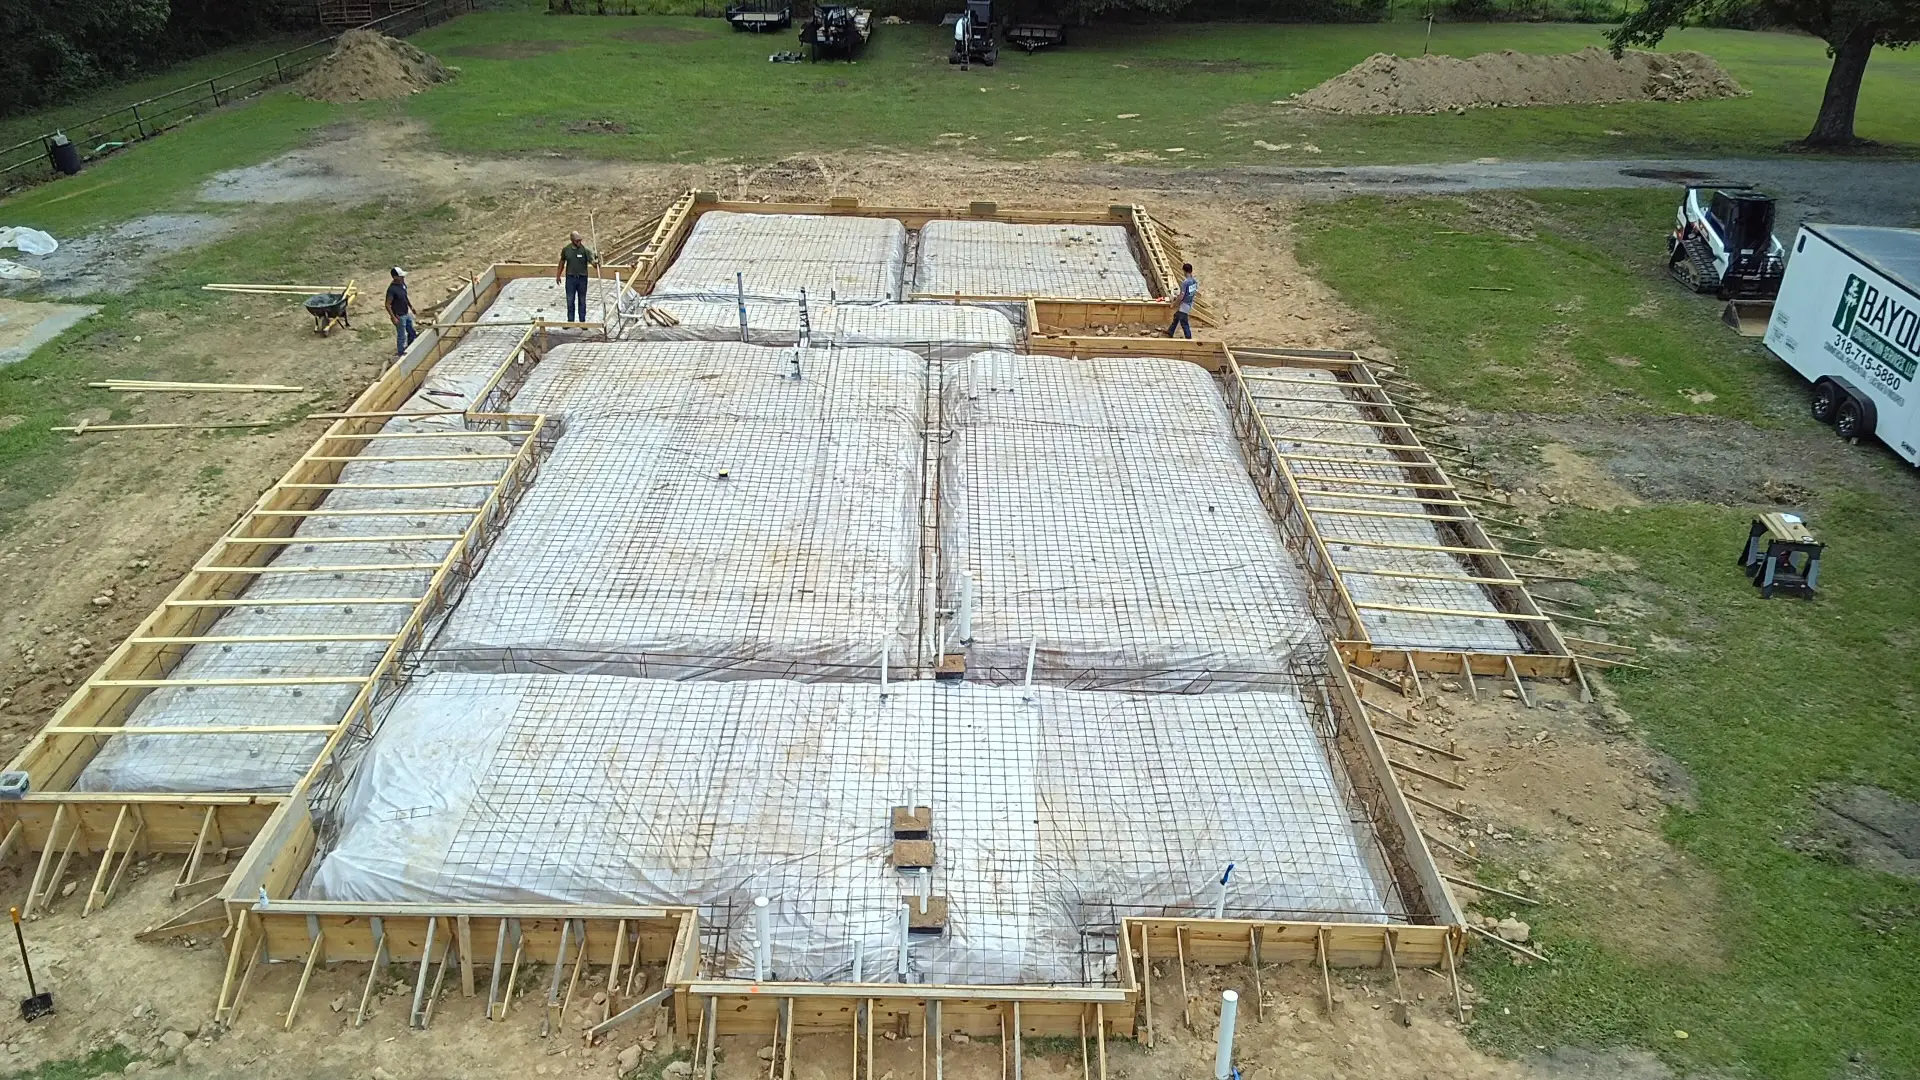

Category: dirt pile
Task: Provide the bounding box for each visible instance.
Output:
[1291,46,1745,115]
[296,30,453,103]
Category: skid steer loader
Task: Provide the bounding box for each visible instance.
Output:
[1667,186,1787,335]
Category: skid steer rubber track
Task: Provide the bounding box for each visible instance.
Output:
[1669,234,1721,294]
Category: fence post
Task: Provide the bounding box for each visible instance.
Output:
[131,104,146,139]
[274,56,284,84]
[209,79,221,107]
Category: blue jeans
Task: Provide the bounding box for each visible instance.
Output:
[393,314,417,357]
[565,274,590,322]
[1166,309,1192,339]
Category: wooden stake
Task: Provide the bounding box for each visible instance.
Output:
[1316,927,1334,1016]
[285,932,325,1031]
[1095,1003,1108,1080]
[1175,924,1191,1029]
[1139,924,1154,1048]
[458,915,476,998]
[1370,725,1465,761]
[1460,653,1478,702]
[1468,924,1552,964]
[1404,790,1472,822]
[1381,929,1403,1001]
[1504,656,1534,708]
[1442,874,1538,906]
[1390,757,1465,790]
[1443,932,1465,1022]
[357,926,388,1028]
[1248,926,1264,1021]
[55,421,275,434]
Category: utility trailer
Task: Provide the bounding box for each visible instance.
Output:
[1764,224,1920,466]
[799,4,872,59]
[1004,17,1064,51]
[726,0,791,31]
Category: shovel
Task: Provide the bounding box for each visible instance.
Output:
[10,907,53,1021]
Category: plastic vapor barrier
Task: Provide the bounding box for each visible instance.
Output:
[653,212,909,302]
[429,341,926,679]
[942,353,1320,689]
[915,220,1153,299]
[308,673,1389,984]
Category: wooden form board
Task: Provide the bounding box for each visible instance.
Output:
[1127,918,1456,969]
[684,982,1133,1040]
[1220,346,1573,677]
[0,266,542,858]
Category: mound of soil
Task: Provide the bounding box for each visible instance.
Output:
[1291,46,1745,115]
[297,30,453,103]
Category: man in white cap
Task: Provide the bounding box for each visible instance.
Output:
[386,267,416,358]
[555,231,597,323]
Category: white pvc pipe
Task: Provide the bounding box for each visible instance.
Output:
[1023,638,1038,691]
[753,896,771,982]
[1214,863,1234,919]
[896,904,911,978]
[737,272,749,343]
[852,938,864,983]
[966,352,978,400]
[957,571,974,643]
[1214,990,1238,1080]
[916,869,930,914]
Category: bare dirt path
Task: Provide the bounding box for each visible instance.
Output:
[1107,157,1920,237]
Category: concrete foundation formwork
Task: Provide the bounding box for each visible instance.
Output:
[3,200,1515,1044]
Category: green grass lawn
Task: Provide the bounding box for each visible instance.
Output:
[1297,188,1920,1079]
[5,14,1919,238]
[402,15,1920,165]
[1293,188,1812,420]
[0,94,338,236]
[0,34,317,152]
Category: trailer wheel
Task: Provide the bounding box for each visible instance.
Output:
[1810,380,1842,425]
[1834,396,1873,442]
[1835,393,1866,440]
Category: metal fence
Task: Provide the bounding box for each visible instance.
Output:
[0,0,473,193]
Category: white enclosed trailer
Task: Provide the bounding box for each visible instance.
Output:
[1764,225,1920,466]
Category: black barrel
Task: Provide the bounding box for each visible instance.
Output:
[48,133,81,176]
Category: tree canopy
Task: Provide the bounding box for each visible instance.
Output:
[0,0,295,118]
[1610,0,1920,146]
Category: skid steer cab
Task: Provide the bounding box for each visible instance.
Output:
[947,0,999,66]
[1668,186,1786,302]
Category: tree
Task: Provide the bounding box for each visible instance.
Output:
[1609,0,1920,148]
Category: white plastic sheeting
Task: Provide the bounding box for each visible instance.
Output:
[943,353,1319,689]
[308,673,1387,984]
[653,212,908,302]
[429,341,926,679]
[623,298,1018,359]
[70,281,560,793]
[1240,368,1525,653]
[915,221,1153,299]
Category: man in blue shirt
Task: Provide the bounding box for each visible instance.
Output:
[386,267,416,358]
[1165,262,1197,339]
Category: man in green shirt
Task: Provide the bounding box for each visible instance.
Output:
[555,231,597,322]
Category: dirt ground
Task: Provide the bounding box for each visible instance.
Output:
[0,120,1709,1080]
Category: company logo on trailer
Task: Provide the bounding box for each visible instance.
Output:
[1833,274,1920,381]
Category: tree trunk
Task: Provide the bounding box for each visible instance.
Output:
[1804,25,1876,148]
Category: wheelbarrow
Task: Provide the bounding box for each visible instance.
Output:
[304,291,353,335]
